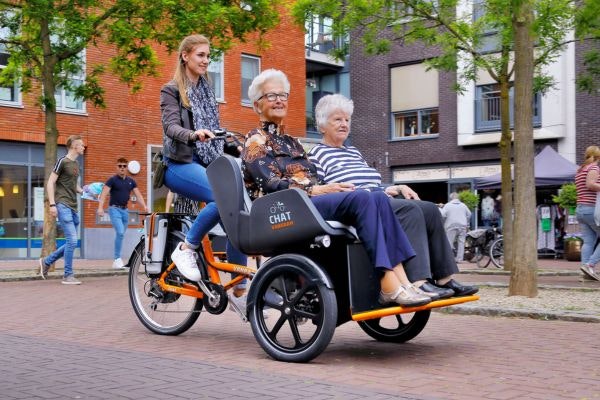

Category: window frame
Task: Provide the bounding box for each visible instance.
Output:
[474,83,542,132]
[240,54,260,106]
[392,108,440,139]
[208,55,224,102]
[0,42,21,106]
[54,50,86,114]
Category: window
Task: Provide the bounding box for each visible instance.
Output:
[390,63,439,139]
[241,54,260,105]
[54,51,85,113]
[0,11,20,105]
[0,44,18,104]
[472,0,501,53]
[393,109,439,137]
[208,56,224,101]
[474,84,541,131]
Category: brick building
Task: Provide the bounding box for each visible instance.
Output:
[0,16,305,259]
[347,15,600,227]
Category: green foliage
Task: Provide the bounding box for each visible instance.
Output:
[292,0,575,94]
[552,183,577,211]
[458,190,480,211]
[0,0,282,107]
[575,0,600,93]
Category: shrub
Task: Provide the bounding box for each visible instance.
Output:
[458,190,480,210]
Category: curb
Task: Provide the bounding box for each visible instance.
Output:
[459,269,580,277]
[0,269,128,282]
[434,305,600,323]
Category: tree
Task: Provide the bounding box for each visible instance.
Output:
[292,0,574,296]
[0,0,280,257]
[575,0,600,93]
[509,0,537,296]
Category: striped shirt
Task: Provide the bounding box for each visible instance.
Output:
[575,163,600,205]
[308,144,382,189]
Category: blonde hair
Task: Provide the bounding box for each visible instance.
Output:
[315,94,354,132]
[248,69,290,113]
[173,34,210,108]
[579,145,600,171]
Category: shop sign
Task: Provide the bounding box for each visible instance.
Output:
[393,168,450,182]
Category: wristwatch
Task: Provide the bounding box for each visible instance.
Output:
[49,204,56,207]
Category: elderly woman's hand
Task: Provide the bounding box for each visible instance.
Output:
[311,182,355,196]
[385,184,420,200]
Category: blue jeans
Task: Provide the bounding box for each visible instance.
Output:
[164,159,246,266]
[108,206,129,259]
[576,205,600,266]
[44,203,79,277]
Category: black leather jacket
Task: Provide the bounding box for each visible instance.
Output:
[160,81,195,163]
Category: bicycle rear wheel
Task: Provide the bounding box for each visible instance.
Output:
[129,232,202,335]
[490,237,504,269]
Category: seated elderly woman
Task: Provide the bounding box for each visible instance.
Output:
[308,94,478,298]
[241,69,431,307]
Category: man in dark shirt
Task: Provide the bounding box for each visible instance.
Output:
[98,158,149,269]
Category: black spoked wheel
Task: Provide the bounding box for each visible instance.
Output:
[490,237,504,269]
[357,310,431,343]
[128,233,202,335]
[248,258,337,363]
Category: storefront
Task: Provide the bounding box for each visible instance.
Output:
[0,141,81,259]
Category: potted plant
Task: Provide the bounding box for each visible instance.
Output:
[563,233,583,261]
[458,190,480,211]
[552,183,577,214]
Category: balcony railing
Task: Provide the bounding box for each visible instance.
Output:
[474,93,541,132]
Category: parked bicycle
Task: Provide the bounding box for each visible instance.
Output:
[463,227,502,268]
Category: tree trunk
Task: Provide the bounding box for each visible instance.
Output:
[498,76,514,272]
[509,0,538,297]
[40,19,59,264]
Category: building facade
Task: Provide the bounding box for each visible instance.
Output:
[0,16,305,259]
[347,10,600,216]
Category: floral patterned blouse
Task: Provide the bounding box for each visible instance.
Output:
[242,121,318,200]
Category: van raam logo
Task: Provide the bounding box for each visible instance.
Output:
[268,201,294,230]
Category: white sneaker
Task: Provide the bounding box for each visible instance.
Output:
[379,285,431,307]
[228,293,247,316]
[62,276,82,285]
[112,258,126,270]
[580,264,600,281]
[171,242,201,281]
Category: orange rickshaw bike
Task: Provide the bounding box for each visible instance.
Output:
[128,155,479,363]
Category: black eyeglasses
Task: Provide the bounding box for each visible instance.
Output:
[258,92,289,102]
[117,164,127,168]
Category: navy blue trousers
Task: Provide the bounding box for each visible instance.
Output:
[311,190,415,270]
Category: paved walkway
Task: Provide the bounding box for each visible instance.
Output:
[1,274,599,399]
[1,256,599,322]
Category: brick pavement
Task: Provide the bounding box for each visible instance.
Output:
[1,275,599,399]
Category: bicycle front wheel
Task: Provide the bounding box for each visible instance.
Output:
[128,233,202,335]
[490,237,504,269]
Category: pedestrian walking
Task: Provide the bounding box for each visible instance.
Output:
[575,145,600,281]
[441,192,472,263]
[38,135,86,284]
[97,157,149,269]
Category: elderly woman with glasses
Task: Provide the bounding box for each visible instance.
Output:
[307,94,478,297]
[241,69,432,307]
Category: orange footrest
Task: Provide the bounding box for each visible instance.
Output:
[351,295,480,321]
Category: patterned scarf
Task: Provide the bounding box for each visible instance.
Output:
[188,76,224,166]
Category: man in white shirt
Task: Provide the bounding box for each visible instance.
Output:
[441,192,472,262]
